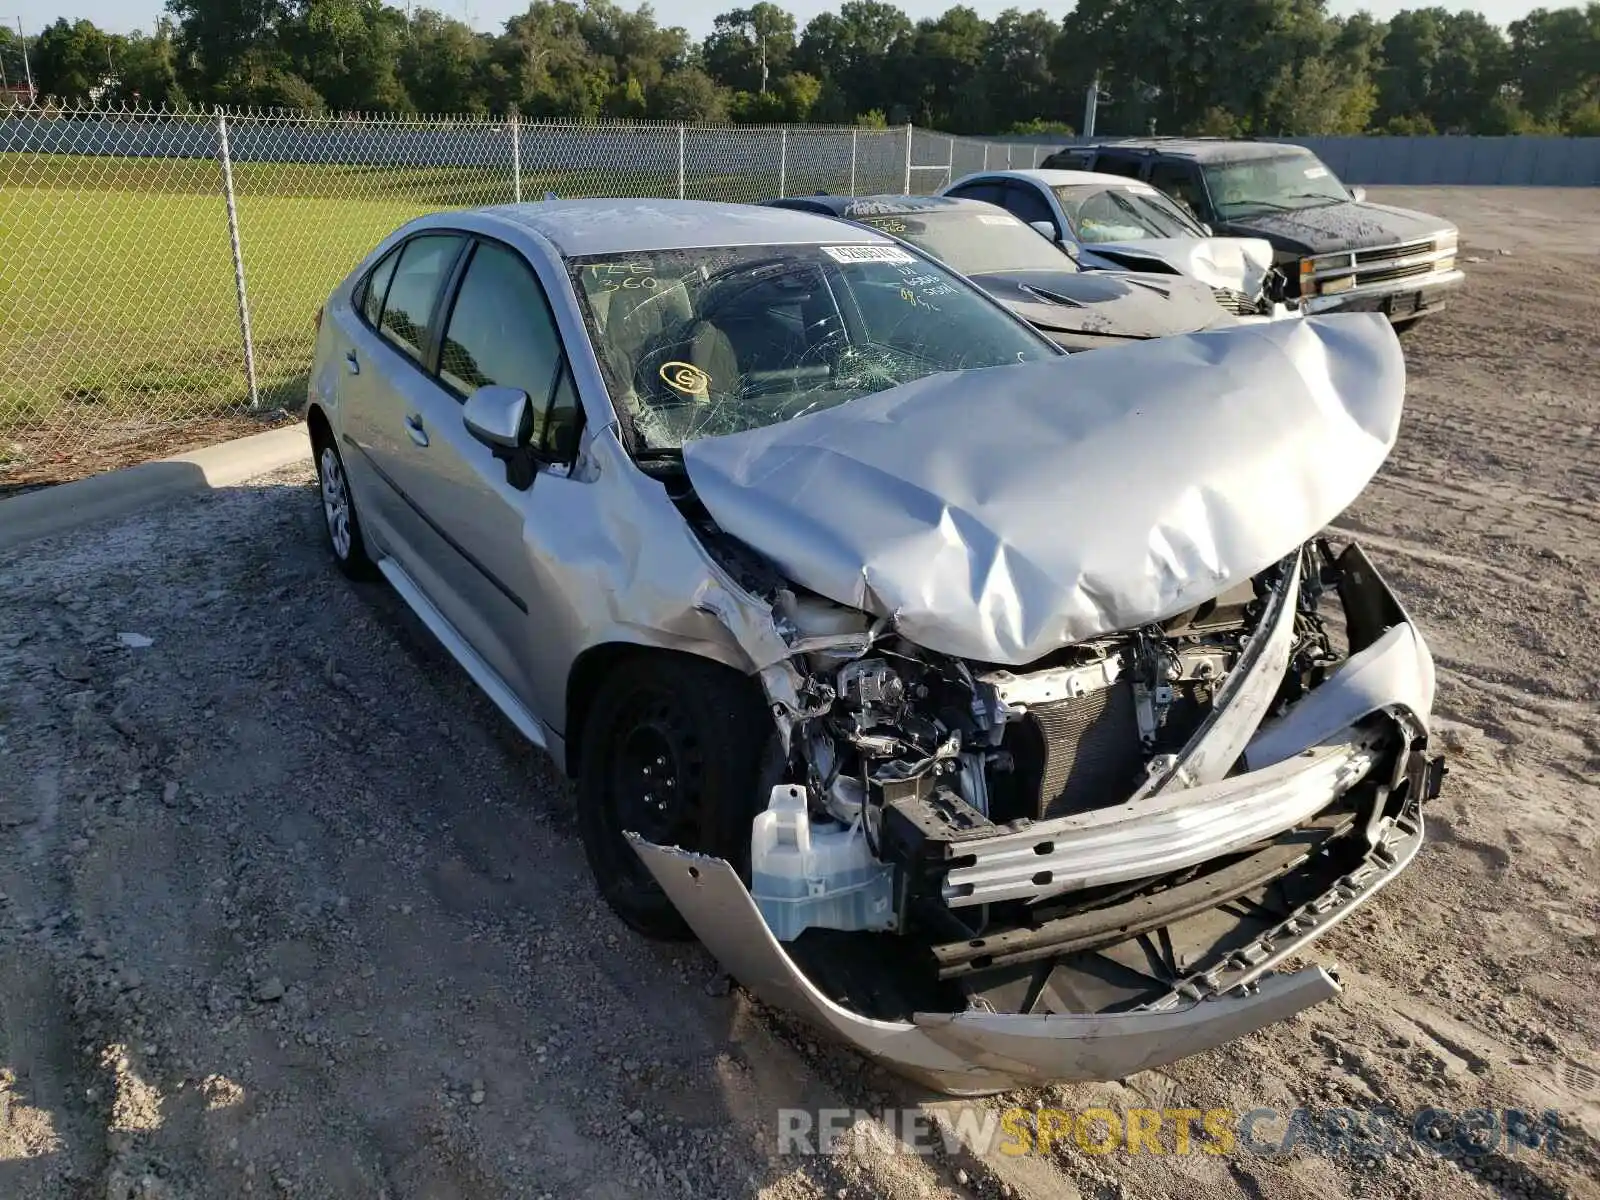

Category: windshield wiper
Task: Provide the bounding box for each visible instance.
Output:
[1223,198,1296,213]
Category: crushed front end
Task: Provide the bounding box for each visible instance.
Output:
[631,537,1442,1094]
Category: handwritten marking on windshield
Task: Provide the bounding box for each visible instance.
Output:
[660,361,710,396]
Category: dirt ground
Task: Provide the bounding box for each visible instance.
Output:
[1,186,1597,1200]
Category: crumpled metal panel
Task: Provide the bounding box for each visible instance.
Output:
[628,835,1344,1095]
[1086,234,1276,296]
[683,313,1405,666]
[1245,620,1436,770]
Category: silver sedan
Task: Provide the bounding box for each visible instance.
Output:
[306,199,1443,1094]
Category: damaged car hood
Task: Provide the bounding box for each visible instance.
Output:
[1082,235,1276,296]
[682,313,1405,665]
[969,268,1234,340]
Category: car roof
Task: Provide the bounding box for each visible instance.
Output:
[1073,139,1317,164]
[471,197,894,257]
[773,193,992,218]
[951,168,1147,188]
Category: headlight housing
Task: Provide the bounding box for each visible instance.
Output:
[1299,252,1356,298]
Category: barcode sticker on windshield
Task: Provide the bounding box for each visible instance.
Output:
[1305,166,1330,178]
[977,214,1019,225]
[822,244,917,264]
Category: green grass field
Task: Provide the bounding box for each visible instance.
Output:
[0,152,854,454]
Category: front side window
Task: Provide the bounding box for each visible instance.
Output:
[1147,162,1208,220]
[378,234,464,361]
[1202,151,1349,218]
[1050,184,1207,243]
[851,207,1072,276]
[438,240,562,402]
[569,242,1054,453]
[946,181,1003,206]
[999,184,1057,230]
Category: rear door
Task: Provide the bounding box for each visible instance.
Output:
[338,231,468,562]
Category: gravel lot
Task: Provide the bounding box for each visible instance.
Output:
[1,186,1597,1200]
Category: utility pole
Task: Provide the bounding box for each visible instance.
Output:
[16,17,35,104]
[759,34,768,95]
[1083,76,1099,138]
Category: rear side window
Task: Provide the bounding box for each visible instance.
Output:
[1047,149,1094,170]
[359,247,399,327]
[379,234,464,362]
[437,240,563,402]
[1095,156,1146,179]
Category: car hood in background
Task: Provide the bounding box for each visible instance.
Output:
[1218,200,1452,256]
[682,313,1405,666]
[969,268,1232,340]
[1081,236,1276,297]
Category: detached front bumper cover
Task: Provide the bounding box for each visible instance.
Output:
[628,799,1423,1095]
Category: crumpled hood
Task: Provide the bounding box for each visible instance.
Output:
[1083,236,1276,297]
[682,313,1405,666]
[969,268,1232,340]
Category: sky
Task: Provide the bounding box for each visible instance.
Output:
[14,0,1552,42]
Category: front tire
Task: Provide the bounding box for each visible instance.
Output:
[313,432,377,580]
[577,654,777,939]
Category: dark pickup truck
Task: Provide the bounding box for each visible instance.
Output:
[1042,139,1464,326]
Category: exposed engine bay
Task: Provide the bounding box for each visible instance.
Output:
[655,446,1442,1029]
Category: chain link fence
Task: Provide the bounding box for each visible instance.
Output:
[0,106,1042,482]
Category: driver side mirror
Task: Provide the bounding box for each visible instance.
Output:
[1349,185,1367,203]
[463,384,533,449]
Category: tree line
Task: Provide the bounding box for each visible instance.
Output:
[2,0,1597,136]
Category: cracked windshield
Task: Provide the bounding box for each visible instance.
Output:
[571,243,1053,452]
[1204,151,1351,217]
[1050,184,1205,243]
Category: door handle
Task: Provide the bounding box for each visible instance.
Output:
[404,414,429,447]
[345,350,360,375]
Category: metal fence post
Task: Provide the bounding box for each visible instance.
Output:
[982,142,989,170]
[677,124,686,199]
[511,109,522,203]
[215,108,259,412]
[903,123,913,193]
[778,126,787,197]
[849,128,858,195]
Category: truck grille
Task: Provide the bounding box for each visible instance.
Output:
[1353,238,1438,286]
[1027,681,1143,820]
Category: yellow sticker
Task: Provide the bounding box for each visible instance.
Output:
[660,361,710,396]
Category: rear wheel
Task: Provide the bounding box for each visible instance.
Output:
[313,429,378,580]
[577,654,777,939]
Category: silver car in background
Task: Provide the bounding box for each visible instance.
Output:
[306,199,1443,1095]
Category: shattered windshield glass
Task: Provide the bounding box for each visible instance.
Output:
[1051,184,1206,243]
[848,208,1076,276]
[570,242,1056,453]
[1204,151,1350,217]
